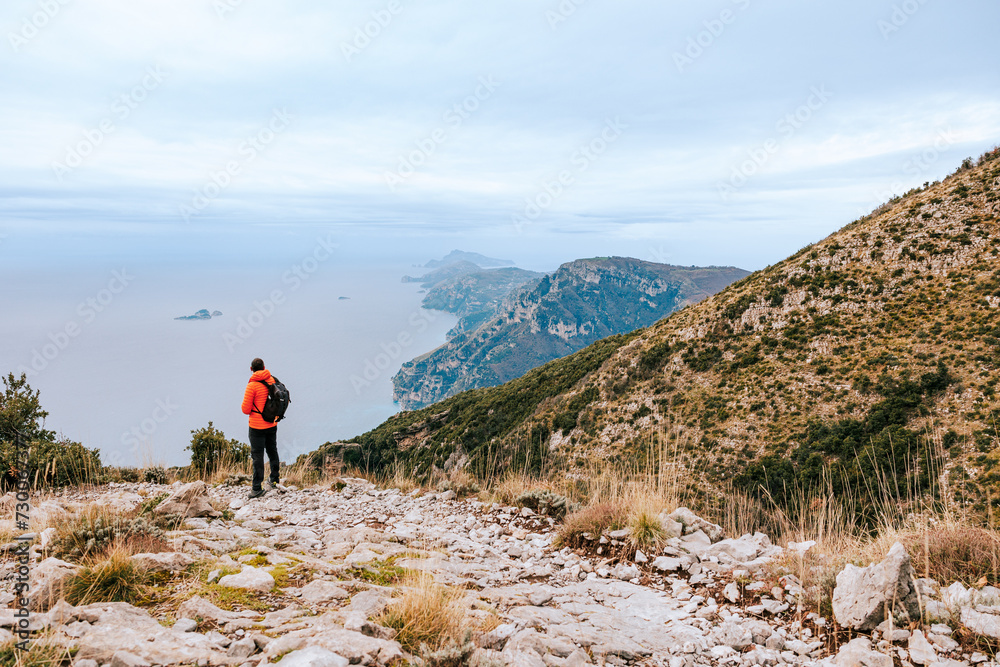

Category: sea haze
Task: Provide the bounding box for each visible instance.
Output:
[0,252,456,468]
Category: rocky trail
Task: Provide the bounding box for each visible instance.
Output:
[1,479,998,667]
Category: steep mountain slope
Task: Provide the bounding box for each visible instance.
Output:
[309,150,1000,515]
[392,258,749,409]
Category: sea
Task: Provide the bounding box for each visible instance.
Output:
[0,234,458,468]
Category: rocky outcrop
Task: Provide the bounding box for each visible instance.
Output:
[832,542,921,630]
[153,480,220,518]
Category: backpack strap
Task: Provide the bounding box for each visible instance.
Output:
[251,379,271,416]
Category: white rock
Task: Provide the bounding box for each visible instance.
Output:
[227,637,257,659]
[834,637,893,667]
[832,542,921,630]
[110,651,151,667]
[276,646,349,667]
[908,630,938,665]
[173,618,198,633]
[218,566,275,593]
[298,580,349,605]
[129,552,195,574]
[154,480,220,518]
[652,556,681,572]
[961,606,1000,640]
[29,557,78,611]
[723,582,741,603]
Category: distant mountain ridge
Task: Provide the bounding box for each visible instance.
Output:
[392,257,750,409]
[424,250,514,269]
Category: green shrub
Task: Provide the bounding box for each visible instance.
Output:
[186,422,250,476]
[143,466,168,484]
[0,373,101,489]
[104,466,140,483]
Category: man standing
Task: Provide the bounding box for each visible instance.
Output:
[242,357,280,499]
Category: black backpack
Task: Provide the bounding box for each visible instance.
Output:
[255,377,291,423]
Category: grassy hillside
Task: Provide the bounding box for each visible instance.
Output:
[308,149,1000,521]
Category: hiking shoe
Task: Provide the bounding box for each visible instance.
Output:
[248,488,266,499]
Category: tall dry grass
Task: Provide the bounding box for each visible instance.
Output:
[375,572,469,654]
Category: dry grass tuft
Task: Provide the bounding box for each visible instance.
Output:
[556,503,625,549]
[888,524,1000,587]
[65,546,149,605]
[627,498,668,551]
[0,637,75,666]
[375,572,469,654]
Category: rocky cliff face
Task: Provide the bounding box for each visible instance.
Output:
[392,258,749,409]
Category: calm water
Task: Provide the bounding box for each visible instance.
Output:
[0,253,456,467]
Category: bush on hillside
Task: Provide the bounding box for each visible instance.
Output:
[0,373,102,489]
[186,422,250,476]
[143,466,168,484]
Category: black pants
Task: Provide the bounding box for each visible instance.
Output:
[248,426,280,491]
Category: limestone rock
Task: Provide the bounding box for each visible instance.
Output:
[129,551,195,574]
[298,580,349,605]
[832,542,921,631]
[961,606,1000,640]
[154,480,221,518]
[276,647,349,667]
[666,507,724,542]
[110,651,151,667]
[834,637,893,667]
[714,622,752,650]
[908,630,938,665]
[30,557,78,611]
[227,637,257,659]
[72,602,237,665]
[218,566,275,593]
[177,595,255,624]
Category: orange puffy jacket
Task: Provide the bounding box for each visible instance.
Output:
[242,369,276,430]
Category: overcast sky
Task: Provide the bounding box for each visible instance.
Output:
[1,0,999,270]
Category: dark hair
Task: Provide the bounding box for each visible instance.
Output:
[250,358,265,372]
